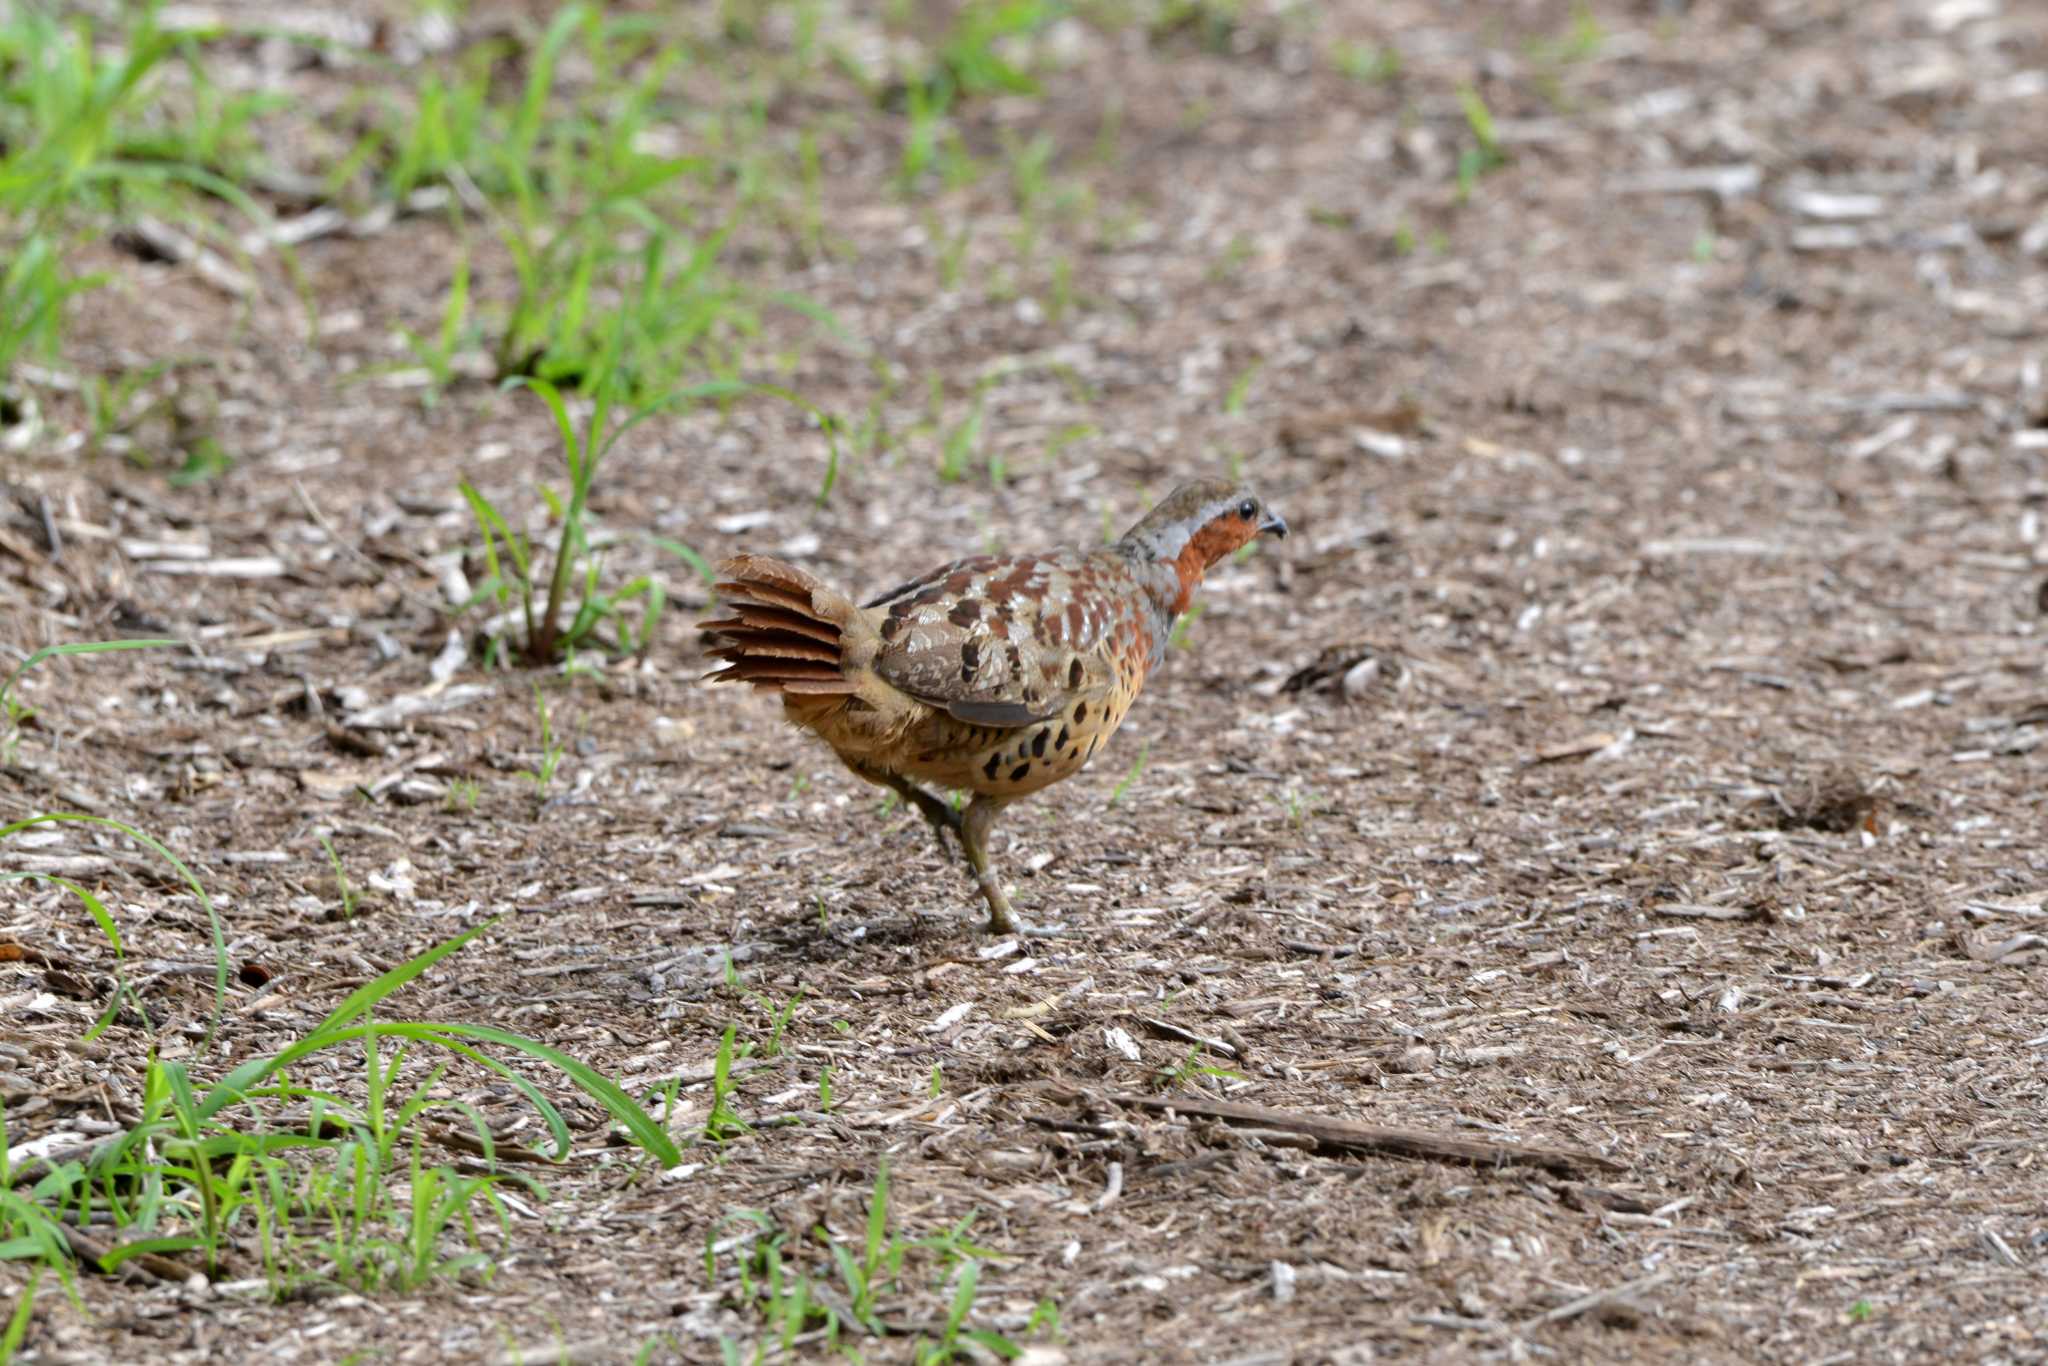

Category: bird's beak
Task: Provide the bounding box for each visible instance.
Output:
[1258,511,1289,539]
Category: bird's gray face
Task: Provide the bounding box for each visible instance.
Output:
[1206,489,1289,545]
[1122,481,1287,565]
[1176,488,1288,570]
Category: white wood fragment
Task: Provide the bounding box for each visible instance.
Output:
[1092,1160,1123,1213]
[1783,190,1884,220]
[925,1001,975,1033]
[127,214,254,297]
[675,863,743,887]
[343,682,492,729]
[6,1131,90,1165]
[1613,164,1759,199]
[429,629,467,683]
[1591,728,1636,763]
[1641,537,1798,559]
[143,556,287,579]
[1980,1228,2024,1269]
[1791,225,1866,251]
[1845,417,1916,460]
[119,538,210,559]
[1353,429,1407,459]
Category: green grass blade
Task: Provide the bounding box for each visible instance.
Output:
[0,813,225,1046]
[500,377,581,488]
[0,1191,68,1271]
[194,919,679,1165]
[299,1021,676,1167]
[457,480,530,580]
[197,917,499,1121]
[646,535,716,591]
[510,4,588,164]
[91,1235,205,1273]
[0,638,181,721]
[0,1266,38,1358]
[864,1158,889,1276]
[310,916,502,1039]
[964,1328,1023,1359]
[0,873,131,1042]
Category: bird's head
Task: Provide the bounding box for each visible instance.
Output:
[1117,478,1287,614]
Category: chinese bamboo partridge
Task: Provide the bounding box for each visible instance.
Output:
[699,478,1287,932]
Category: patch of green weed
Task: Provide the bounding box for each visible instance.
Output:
[1107,740,1149,807]
[1454,85,1507,197]
[0,8,278,394]
[706,1160,1045,1361]
[0,856,680,1300]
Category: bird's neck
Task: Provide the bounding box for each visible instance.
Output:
[1111,543,1205,642]
[1121,519,1237,615]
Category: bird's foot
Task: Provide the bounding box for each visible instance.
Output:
[977,870,1024,935]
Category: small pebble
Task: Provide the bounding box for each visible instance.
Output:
[1388,1044,1437,1074]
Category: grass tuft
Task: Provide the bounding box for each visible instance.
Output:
[0,898,682,1301]
[0,7,277,396]
[705,1158,1047,1361]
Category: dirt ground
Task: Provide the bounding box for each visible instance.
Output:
[4,0,2048,1361]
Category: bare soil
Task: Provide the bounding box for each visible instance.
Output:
[4,1,2048,1362]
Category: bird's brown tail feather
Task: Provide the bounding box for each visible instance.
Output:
[699,553,860,695]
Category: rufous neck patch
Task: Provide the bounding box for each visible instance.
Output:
[1168,517,1245,614]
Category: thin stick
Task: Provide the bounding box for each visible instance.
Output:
[1531,1270,1674,1325]
[1107,1093,1627,1175]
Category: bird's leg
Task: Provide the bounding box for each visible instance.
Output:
[848,760,960,852]
[960,794,1021,934]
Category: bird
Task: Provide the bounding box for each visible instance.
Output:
[698,478,1288,933]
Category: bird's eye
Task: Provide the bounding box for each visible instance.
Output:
[1237,499,1257,521]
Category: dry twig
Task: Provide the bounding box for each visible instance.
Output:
[1103,1094,1626,1175]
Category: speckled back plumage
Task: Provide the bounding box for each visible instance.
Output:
[857,546,1171,795]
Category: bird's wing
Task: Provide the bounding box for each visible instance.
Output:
[864,552,1126,726]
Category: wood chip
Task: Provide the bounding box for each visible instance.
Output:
[1654,903,1762,922]
[1137,1015,1239,1058]
[343,683,493,730]
[1613,164,1759,199]
[1527,733,1617,765]
[925,1001,975,1033]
